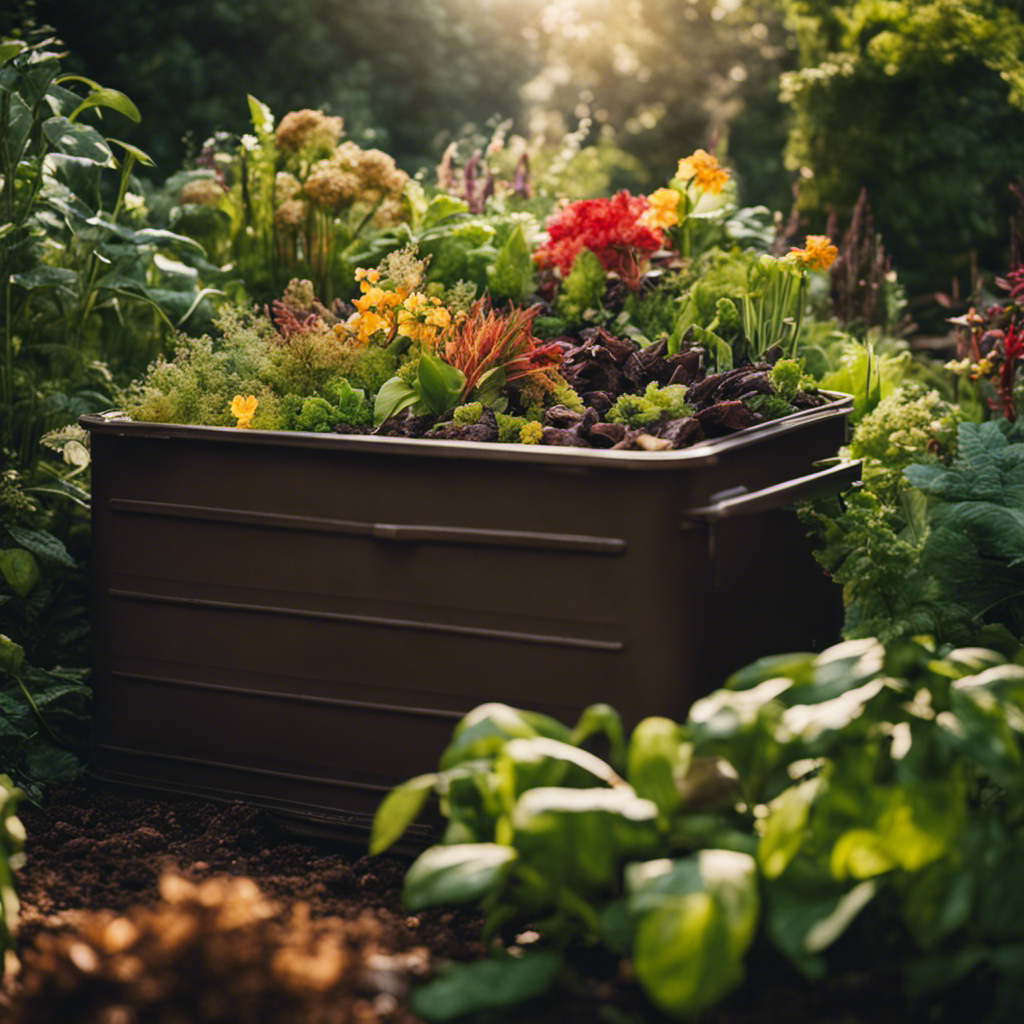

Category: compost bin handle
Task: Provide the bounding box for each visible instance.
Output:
[680,460,862,523]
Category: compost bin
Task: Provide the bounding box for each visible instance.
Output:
[81,396,857,841]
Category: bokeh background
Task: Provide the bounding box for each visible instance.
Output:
[5,0,1024,297]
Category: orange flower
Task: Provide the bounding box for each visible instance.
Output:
[790,235,839,270]
[675,149,730,195]
[230,395,258,428]
[638,187,681,231]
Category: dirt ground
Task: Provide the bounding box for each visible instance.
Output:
[2,782,915,1024]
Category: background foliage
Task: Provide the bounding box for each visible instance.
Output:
[780,0,1024,296]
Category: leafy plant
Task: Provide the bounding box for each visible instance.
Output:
[0,37,216,467]
[374,301,562,423]
[372,702,760,1020]
[374,636,1024,1022]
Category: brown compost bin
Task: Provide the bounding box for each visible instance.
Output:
[81,396,858,842]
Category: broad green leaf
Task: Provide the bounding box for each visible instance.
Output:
[497,737,624,804]
[570,703,627,772]
[488,222,534,303]
[403,843,517,911]
[41,116,113,165]
[0,635,25,676]
[0,549,40,598]
[627,717,691,816]
[68,87,141,124]
[777,678,889,747]
[512,786,660,892]
[416,351,466,417]
[5,525,77,567]
[411,952,561,1022]
[373,377,418,425]
[469,365,505,409]
[627,850,759,960]
[726,652,817,691]
[3,91,32,166]
[0,41,26,68]
[557,246,606,323]
[440,703,571,770]
[827,780,966,880]
[10,266,79,292]
[107,138,155,167]
[633,892,740,1015]
[130,227,205,251]
[369,773,437,855]
[422,194,470,230]
[23,743,82,783]
[805,638,887,702]
[759,778,820,880]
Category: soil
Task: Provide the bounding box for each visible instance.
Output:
[2,781,918,1024]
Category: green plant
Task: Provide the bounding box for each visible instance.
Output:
[606,382,693,428]
[371,702,760,1020]
[780,0,1024,295]
[373,301,562,424]
[374,636,1024,1022]
[0,455,92,798]
[0,774,24,981]
[0,37,216,467]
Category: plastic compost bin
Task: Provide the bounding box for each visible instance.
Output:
[81,395,858,842]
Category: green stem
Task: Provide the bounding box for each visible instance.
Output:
[15,672,65,749]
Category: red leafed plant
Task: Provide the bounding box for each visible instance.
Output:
[439,301,562,400]
[533,191,664,285]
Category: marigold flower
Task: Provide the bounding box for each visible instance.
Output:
[789,235,839,271]
[230,395,258,428]
[638,188,681,231]
[676,149,730,195]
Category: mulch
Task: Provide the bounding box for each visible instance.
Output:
[2,781,919,1023]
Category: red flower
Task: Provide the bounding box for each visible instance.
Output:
[999,322,1024,420]
[533,191,664,278]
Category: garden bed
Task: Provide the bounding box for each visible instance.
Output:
[4,782,911,1024]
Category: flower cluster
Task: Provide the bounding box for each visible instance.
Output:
[178,177,226,207]
[274,109,344,159]
[533,191,664,278]
[342,266,451,348]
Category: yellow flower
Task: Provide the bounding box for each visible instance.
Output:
[354,267,381,285]
[396,293,452,346]
[789,235,839,271]
[230,395,258,428]
[519,421,544,445]
[675,150,730,195]
[639,187,680,230]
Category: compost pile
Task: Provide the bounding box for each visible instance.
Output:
[371,330,827,449]
[3,783,910,1024]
